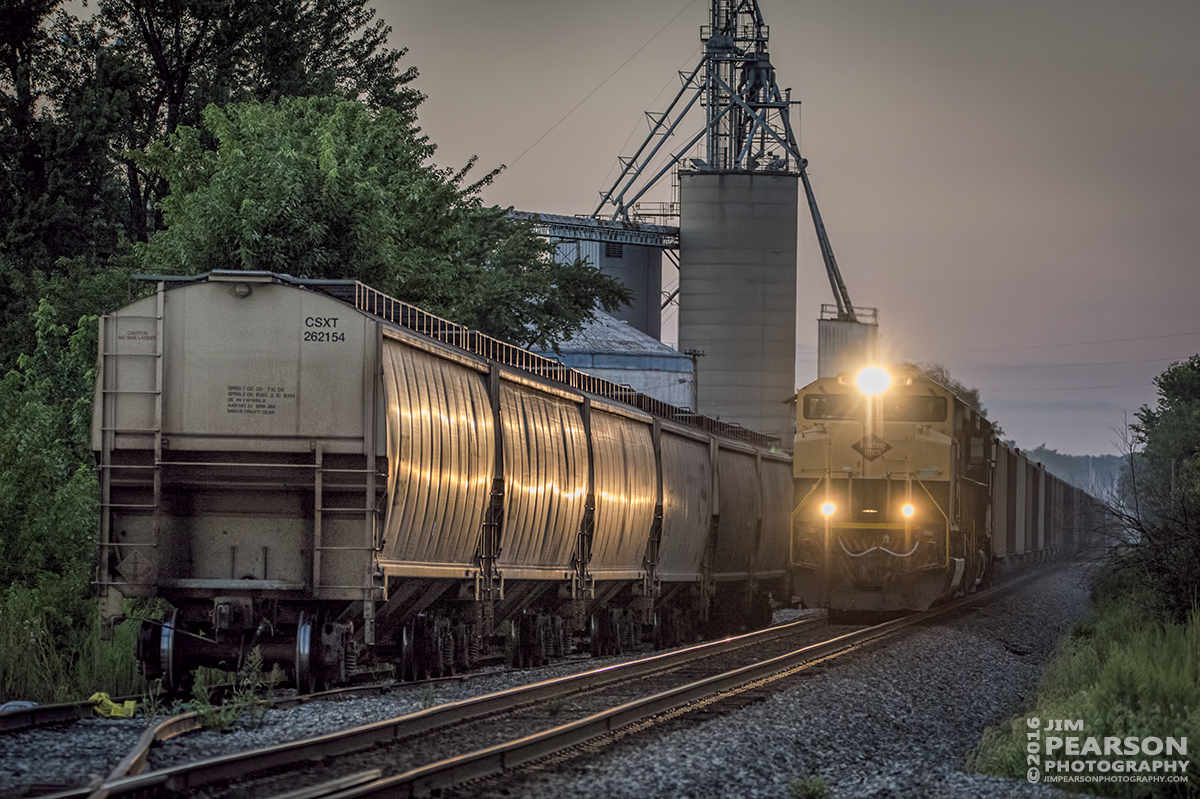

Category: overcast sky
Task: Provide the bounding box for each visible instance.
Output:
[382,0,1198,456]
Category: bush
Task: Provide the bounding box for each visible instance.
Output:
[968,585,1200,797]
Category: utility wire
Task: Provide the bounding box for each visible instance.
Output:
[976,354,1197,369]
[946,329,1200,355]
[506,0,698,170]
[983,382,1155,393]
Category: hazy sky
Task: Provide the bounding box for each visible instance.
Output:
[382,0,1198,456]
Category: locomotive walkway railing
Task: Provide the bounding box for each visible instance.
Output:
[344,281,781,449]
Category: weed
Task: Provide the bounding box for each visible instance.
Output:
[787,774,829,799]
[420,684,437,710]
[140,678,165,717]
[189,646,282,732]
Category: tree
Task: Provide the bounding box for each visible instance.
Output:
[0,0,425,367]
[82,0,424,242]
[1105,354,1200,623]
[134,97,631,349]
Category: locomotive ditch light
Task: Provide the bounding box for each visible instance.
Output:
[821,502,836,517]
[902,503,915,518]
[856,366,891,396]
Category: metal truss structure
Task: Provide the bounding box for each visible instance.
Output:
[590,0,859,322]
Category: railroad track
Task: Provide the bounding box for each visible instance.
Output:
[33,570,1047,799]
[30,614,825,799]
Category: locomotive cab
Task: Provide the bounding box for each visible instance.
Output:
[791,367,994,612]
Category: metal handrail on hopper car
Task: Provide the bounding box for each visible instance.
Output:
[128,273,783,449]
[350,282,782,449]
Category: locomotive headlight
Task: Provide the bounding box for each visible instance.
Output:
[821,502,836,517]
[902,503,915,518]
[856,366,891,396]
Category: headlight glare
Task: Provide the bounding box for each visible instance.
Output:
[856,366,891,396]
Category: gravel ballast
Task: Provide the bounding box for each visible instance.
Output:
[0,647,681,795]
[452,566,1090,799]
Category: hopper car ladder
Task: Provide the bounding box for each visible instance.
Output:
[97,288,165,615]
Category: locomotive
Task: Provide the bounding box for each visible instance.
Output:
[790,365,1094,613]
[92,272,792,689]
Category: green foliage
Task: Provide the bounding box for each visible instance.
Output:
[189,647,283,732]
[1112,354,1200,624]
[0,301,97,589]
[133,96,631,348]
[787,774,830,799]
[0,587,145,703]
[0,300,147,703]
[968,586,1200,797]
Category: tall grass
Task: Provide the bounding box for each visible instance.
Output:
[969,584,1200,798]
[0,586,144,704]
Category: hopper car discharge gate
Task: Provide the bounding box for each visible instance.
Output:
[94,272,791,688]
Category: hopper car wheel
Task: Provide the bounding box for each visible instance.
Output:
[552,616,566,658]
[453,622,470,672]
[295,609,319,691]
[160,610,180,692]
[415,616,444,679]
[536,615,550,666]
[398,623,416,682]
[610,612,624,656]
[295,612,316,693]
[439,618,456,677]
[589,613,611,657]
[975,549,988,589]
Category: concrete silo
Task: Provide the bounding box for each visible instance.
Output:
[678,171,798,446]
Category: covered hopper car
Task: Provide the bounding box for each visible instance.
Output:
[93,272,792,688]
[791,366,1096,613]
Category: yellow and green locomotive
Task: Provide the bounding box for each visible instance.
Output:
[791,366,1082,613]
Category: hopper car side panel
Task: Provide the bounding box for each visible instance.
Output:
[656,430,714,581]
[588,409,657,577]
[380,342,494,568]
[712,447,761,580]
[497,382,588,572]
[755,457,793,580]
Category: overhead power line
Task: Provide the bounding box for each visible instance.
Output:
[506,0,698,170]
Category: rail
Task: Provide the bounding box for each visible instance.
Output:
[56,617,821,798]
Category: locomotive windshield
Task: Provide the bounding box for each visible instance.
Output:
[803,394,947,422]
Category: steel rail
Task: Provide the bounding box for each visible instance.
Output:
[0,700,98,733]
[303,569,1051,799]
[55,616,822,798]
